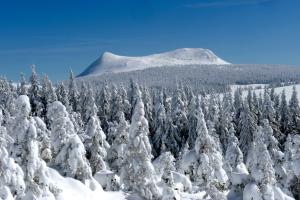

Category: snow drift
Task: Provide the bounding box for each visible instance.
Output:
[78,48,230,77]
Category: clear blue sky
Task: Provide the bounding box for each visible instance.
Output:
[0,0,299,81]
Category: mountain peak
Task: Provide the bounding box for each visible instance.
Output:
[78,48,230,77]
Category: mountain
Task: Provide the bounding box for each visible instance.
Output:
[78,48,230,77]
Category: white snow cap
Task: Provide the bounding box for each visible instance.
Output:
[78,48,230,77]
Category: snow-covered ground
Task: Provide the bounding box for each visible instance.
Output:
[49,168,126,200]
[78,48,230,77]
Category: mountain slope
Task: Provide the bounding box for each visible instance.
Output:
[78,48,230,77]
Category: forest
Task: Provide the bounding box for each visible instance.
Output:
[0,67,299,200]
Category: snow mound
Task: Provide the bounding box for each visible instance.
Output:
[48,168,125,200]
[78,48,230,77]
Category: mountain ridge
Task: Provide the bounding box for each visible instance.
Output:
[78,48,230,77]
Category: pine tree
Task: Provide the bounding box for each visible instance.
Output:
[120,88,160,199]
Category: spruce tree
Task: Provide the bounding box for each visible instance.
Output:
[68,69,79,112]
[120,88,160,199]
[238,100,258,159]
[192,102,228,196]
[289,86,300,134]
[47,101,92,182]
[107,112,129,173]
[152,90,167,157]
[279,90,289,136]
[28,65,41,116]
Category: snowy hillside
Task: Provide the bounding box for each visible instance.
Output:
[78,48,230,77]
[231,83,300,101]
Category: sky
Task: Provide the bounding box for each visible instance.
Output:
[0,0,300,81]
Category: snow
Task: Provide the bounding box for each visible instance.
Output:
[48,168,125,200]
[231,163,249,185]
[243,183,262,200]
[231,84,300,102]
[78,48,230,77]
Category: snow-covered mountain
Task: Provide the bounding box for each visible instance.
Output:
[78,48,230,77]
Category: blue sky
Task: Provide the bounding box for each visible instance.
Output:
[0,0,299,81]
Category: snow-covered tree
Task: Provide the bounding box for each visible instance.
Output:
[40,75,57,126]
[107,112,129,173]
[187,92,198,149]
[279,90,289,136]
[283,134,300,199]
[225,123,249,199]
[85,109,110,174]
[10,95,55,199]
[153,152,179,200]
[191,102,228,196]
[96,82,111,132]
[245,126,281,199]
[263,90,283,142]
[28,65,41,116]
[289,86,300,134]
[234,88,243,129]
[218,92,234,153]
[261,119,285,184]
[33,116,52,163]
[152,90,167,157]
[18,72,27,96]
[110,85,123,122]
[142,86,154,132]
[119,85,131,121]
[121,88,160,199]
[0,109,25,199]
[169,86,188,156]
[238,101,257,158]
[56,81,69,109]
[47,101,92,182]
[68,69,79,112]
